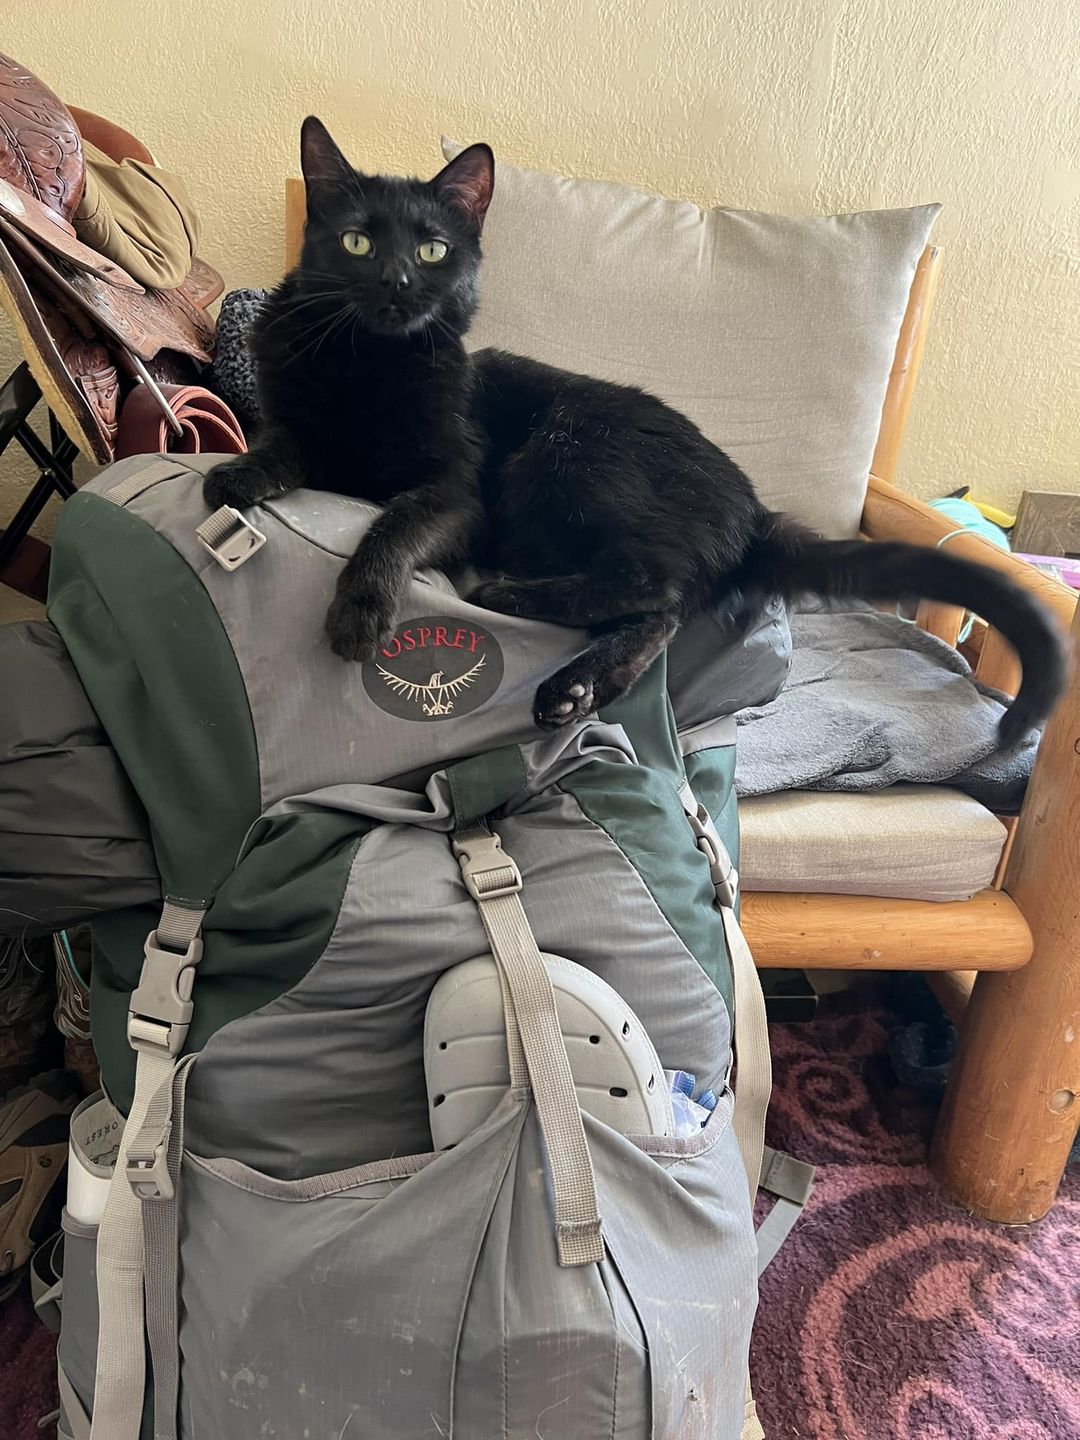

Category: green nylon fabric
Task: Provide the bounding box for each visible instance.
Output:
[599,652,683,781]
[560,658,737,1018]
[47,491,366,1112]
[48,492,260,902]
[94,809,369,1114]
[684,744,740,869]
[447,745,528,826]
[559,762,734,1018]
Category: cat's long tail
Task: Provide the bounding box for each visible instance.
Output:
[736,513,1069,745]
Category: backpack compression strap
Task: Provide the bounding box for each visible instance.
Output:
[88,899,206,1440]
[452,823,605,1267]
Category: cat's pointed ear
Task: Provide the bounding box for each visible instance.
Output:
[432,144,495,232]
[300,117,356,213]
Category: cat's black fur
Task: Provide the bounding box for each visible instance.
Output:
[203,118,489,659]
[206,119,1066,743]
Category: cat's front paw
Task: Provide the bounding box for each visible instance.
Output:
[203,455,277,512]
[325,588,398,663]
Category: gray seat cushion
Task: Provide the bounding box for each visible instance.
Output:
[739,786,1007,902]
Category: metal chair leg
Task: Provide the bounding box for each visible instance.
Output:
[0,364,80,577]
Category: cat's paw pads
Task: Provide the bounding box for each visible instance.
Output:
[325,593,396,663]
[535,676,595,730]
[203,457,272,512]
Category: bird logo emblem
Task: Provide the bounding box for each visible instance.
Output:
[375,655,487,716]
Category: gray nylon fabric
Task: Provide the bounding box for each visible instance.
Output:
[184,785,733,1177]
[453,1110,653,1437]
[57,1220,100,1420]
[0,621,159,936]
[177,1092,529,1440]
[668,595,792,728]
[140,1069,755,1439]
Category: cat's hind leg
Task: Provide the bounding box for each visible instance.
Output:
[469,565,679,626]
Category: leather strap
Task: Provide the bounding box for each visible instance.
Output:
[114,381,246,459]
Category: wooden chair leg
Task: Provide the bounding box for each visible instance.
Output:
[931,605,1080,1221]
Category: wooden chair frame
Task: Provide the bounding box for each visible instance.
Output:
[742,246,1079,1224]
[285,191,1079,1222]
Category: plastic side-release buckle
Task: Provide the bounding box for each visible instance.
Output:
[687,802,739,909]
[196,506,266,571]
[125,1125,174,1202]
[127,931,204,1059]
[452,830,523,903]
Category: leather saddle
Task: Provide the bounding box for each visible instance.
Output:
[0,51,227,463]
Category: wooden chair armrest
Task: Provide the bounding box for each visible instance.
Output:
[861,473,1078,693]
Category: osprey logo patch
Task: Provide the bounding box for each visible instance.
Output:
[362,616,504,721]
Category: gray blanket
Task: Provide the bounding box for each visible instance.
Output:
[733,602,1036,812]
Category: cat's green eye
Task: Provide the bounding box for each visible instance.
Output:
[341,230,374,257]
[417,239,449,264]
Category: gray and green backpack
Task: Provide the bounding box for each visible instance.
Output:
[45,453,810,1440]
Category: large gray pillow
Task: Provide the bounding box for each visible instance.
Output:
[444,141,939,538]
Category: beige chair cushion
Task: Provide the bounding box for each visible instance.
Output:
[739,786,1007,902]
[445,140,939,538]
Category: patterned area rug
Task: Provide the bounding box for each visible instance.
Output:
[3,986,1077,1439]
[752,990,1080,1440]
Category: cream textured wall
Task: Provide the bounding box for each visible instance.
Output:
[3,0,1078,534]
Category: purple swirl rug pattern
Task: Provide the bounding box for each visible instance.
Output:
[2,988,1076,1437]
[752,993,1080,1440]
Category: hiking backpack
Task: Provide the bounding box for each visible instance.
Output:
[44,452,810,1440]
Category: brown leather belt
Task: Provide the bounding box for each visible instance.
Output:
[114,382,246,459]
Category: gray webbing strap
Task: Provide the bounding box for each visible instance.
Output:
[722,903,772,1202]
[89,901,206,1440]
[452,823,604,1267]
[755,1145,815,1276]
[105,460,187,507]
[88,1046,173,1438]
[678,783,770,1199]
[681,790,816,1263]
[726,893,771,1440]
[742,1380,766,1440]
[139,1058,196,1440]
[498,960,528,1090]
[156,899,205,950]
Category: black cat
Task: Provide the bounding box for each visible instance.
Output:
[203,118,491,662]
[205,120,1066,741]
